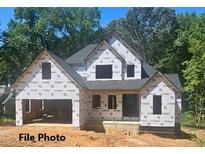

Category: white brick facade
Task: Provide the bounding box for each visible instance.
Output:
[14,32,182,132]
[15,53,81,127]
[108,36,141,80]
[140,73,180,127]
[86,43,123,81]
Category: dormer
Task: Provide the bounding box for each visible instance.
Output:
[85,41,125,81]
[66,30,144,81]
[107,31,142,80]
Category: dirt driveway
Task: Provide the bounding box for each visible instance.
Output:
[0,126,202,147]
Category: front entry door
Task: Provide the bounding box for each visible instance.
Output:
[123,94,139,117]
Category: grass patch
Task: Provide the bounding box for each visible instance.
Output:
[192,137,205,147]
[181,111,205,129]
[182,111,205,146]
[0,116,15,123]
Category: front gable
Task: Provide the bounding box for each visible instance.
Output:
[108,32,142,80]
[14,52,79,100]
[86,41,124,81]
[140,72,178,127]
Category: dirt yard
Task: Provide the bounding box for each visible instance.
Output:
[0,126,204,147]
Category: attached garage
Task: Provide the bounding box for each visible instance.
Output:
[22,99,72,124]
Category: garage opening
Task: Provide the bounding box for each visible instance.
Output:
[22,99,72,124]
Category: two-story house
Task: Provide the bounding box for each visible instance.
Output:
[13,31,182,134]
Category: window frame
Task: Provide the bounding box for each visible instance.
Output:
[153,95,162,115]
[96,65,113,79]
[40,100,45,110]
[108,95,117,109]
[42,62,51,79]
[25,99,31,113]
[92,95,101,109]
[127,64,135,77]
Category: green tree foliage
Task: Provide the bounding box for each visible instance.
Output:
[183,13,205,126]
[106,8,179,73]
[0,8,101,84]
[168,13,197,80]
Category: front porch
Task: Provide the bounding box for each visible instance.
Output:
[87,90,141,122]
[85,120,141,133]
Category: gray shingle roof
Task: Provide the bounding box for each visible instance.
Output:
[87,78,150,90]
[142,62,157,77]
[32,51,183,91]
[66,44,98,64]
[47,50,183,91]
[47,51,152,90]
[165,74,183,92]
[46,51,87,88]
[84,41,126,62]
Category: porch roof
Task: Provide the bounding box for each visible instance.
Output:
[86,78,149,90]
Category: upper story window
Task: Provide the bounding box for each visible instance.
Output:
[92,95,101,109]
[96,65,112,79]
[42,62,51,79]
[127,65,135,77]
[108,95,117,109]
[153,95,162,114]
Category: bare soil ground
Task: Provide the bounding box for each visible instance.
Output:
[0,126,204,147]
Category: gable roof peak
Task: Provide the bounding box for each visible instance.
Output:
[84,40,126,62]
[12,50,87,89]
[107,30,143,61]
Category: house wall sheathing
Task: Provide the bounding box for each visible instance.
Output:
[15,53,81,127]
[140,74,178,127]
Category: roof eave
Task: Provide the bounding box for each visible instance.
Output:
[141,71,182,93]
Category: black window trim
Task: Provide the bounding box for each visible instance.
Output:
[153,95,162,115]
[96,64,113,79]
[92,95,101,109]
[127,64,135,77]
[42,62,51,79]
[108,95,117,109]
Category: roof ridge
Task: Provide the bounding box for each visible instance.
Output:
[84,40,126,62]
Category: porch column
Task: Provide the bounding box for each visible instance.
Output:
[72,99,80,128]
[16,99,23,126]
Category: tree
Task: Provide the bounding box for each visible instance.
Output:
[105,18,129,36]
[183,13,205,126]
[106,8,179,73]
[159,13,197,79]
[0,8,102,84]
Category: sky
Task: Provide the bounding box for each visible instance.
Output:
[0,7,205,31]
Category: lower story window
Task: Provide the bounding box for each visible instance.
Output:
[108,95,117,109]
[25,99,31,113]
[92,95,101,109]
